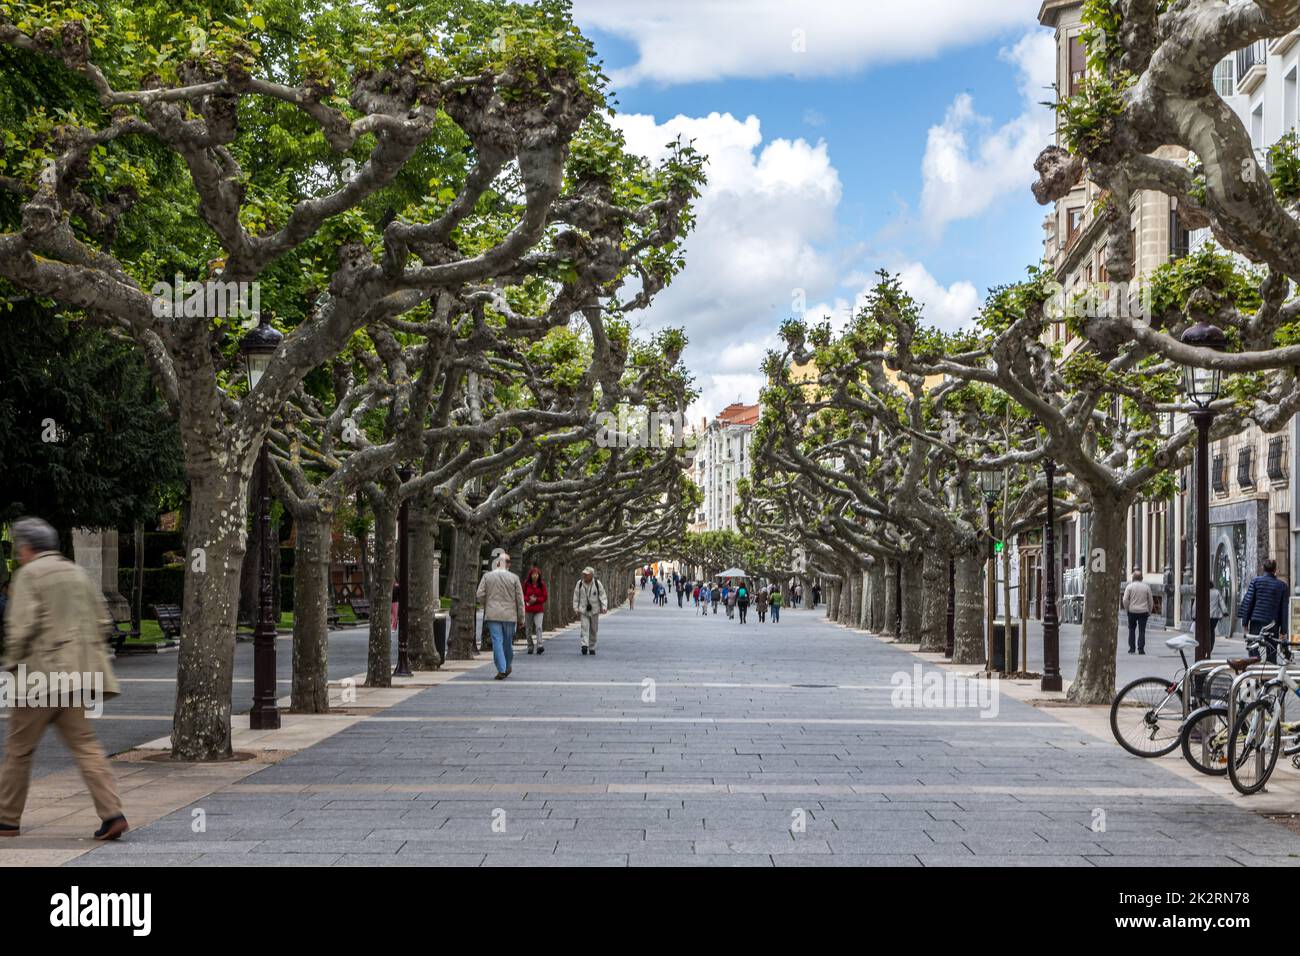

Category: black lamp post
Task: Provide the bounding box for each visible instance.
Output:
[1182,320,1227,661]
[240,315,283,730]
[394,466,413,678]
[980,469,1004,671]
[1041,457,1062,691]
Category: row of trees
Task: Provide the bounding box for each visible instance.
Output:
[0,0,705,759]
[742,0,1300,703]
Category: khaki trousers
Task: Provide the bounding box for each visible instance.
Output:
[579,612,599,649]
[0,706,123,825]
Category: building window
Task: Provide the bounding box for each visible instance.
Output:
[1068,34,1086,97]
[1238,446,1255,489]
[1170,205,1191,259]
[1268,436,1288,481]
[1212,454,1227,494]
[1214,57,1236,98]
[1067,207,1084,240]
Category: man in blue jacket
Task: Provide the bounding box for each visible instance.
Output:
[1239,558,1290,663]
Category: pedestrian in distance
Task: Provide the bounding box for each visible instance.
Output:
[726,585,737,620]
[0,517,127,841]
[676,579,684,608]
[737,581,750,623]
[812,583,821,608]
[1240,558,1289,664]
[757,586,768,622]
[769,585,782,623]
[711,584,720,614]
[1192,585,1228,656]
[523,566,548,655]
[477,551,526,679]
[1121,567,1152,654]
[574,567,608,655]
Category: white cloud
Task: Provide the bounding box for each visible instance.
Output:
[571,0,1035,87]
[612,111,841,420]
[895,262,982,333]
[919,31,1056,238]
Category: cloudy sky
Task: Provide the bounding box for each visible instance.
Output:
[567,0,1056,421]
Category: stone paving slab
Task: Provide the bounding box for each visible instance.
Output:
[64,603,1300,867]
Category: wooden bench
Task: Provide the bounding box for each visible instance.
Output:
[347,598,371,623]
[326,604,341,629]
[152,603,182,642]
[106,603,140,654]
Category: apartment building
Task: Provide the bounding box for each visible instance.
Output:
[691,402,760,533]
[1189,22,1300,635]
[1038,0,1188,627]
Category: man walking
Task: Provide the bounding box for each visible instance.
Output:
[1121,567,1153,654]
[573,567,608,656]
[1240,558,1289,663]
[477,551,525,679]
[0,517,127,840]
[769,585,782,623]
[737,581,750,624]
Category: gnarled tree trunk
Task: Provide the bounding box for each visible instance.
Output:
[365,493,398,686]
[291,507,333,713]
[448,525,483,660]
[899,554,923,643]
[952,549,986,665]
[1069,499,1129,704]
[918,545,949,653]
[408,491,442,670]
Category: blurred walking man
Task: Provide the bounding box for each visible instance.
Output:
[0,517,127,840]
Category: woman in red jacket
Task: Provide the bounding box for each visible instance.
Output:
[523,566,548,655]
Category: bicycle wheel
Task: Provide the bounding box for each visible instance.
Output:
[1180,705,1231,775]
[1228,698,1282,795]
[1110,677,1184,757]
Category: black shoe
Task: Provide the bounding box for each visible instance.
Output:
[589,649,596,656]
[537,646,545,655]
[0,823,19,837]
[1138,649,1145,655]
[527,648,535,654]
[93,816,128,841]
[581,646,588,655]
[494,672,507,680]
[504,667,512,677]
[1127,648,1134,654]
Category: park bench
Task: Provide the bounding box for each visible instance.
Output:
[105,602,140,654]
[152,603,183,642]
[347,598,371,623]
[326,604,341,629]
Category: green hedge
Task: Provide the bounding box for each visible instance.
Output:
[117,567,185,610]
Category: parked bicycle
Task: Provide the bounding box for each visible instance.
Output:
[1226,629,1300,795]
[1178,624,1287,776]
[1110,634,1221,757]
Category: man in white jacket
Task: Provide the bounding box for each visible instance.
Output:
[1121,568,1154,655]
[573,567,608,656]
[476,551,525,679]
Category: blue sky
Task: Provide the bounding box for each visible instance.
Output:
[566,1,1055,417]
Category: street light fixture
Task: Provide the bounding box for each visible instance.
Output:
[239,315,283,730]
[979,469,1004,672]
[1181,320,1227,661]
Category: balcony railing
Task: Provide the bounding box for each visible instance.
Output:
[1268,436,1288,481]
[1237,40,1268,92]
[1238,446,1255,489]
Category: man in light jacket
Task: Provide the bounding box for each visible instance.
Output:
[476,551,525,679]
[1121,567,1154,655]
[0,517,127,840]
[573,567,607,656]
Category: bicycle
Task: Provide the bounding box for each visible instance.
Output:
[1110,634,1228,757]
[1178,624,1288,776]
[1226,628,1300,795]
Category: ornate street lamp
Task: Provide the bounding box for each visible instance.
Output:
[1182,320,1227,661]
[1041,456,1062,692]
[394,465,414,678]
[240,315,283,730]
[980,469,1004,671]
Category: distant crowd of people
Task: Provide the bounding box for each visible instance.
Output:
[634,567,822,624]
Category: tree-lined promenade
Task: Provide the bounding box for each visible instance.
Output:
[6,0,1300,772]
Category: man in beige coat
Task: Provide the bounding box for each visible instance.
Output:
[476,551,525,679]
[573,567,608,656]
[0,517,127,839]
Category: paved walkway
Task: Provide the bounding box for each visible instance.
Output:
[66,603,1300,866]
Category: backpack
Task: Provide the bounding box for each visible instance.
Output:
[738,586,747,599]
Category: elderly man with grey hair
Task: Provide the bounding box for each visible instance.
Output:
[0,517,127,840]
[572,566,608,656]
[476,549,525,679]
